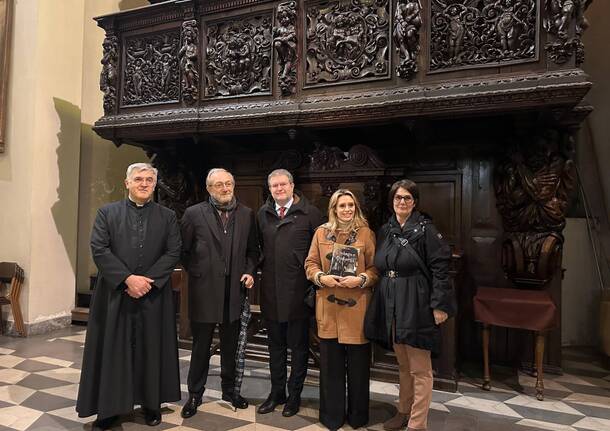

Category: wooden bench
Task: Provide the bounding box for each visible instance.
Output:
[0,262,26,337]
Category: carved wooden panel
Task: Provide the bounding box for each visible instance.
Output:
[121,30,181,107]
[304,0,391,87]
[429,0,538,72]
[204,12,273,98]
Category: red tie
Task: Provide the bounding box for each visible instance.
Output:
[279,207,286,219]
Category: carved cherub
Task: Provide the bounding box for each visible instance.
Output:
[274,2,297,78]
[394,0,422,62]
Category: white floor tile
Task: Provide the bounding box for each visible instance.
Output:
[0,355,24,368]
[0,385,35,405]
[30,356,72,368]
[47,405,92,424]
[0,405,43,430]
[562,393,610,409]
[40,383,80,400]
[0,368,28,384]
[59,333,86,343]
[446,395,523,418]
[34,367,81,383]
[505,395,585,415]
[0,347,15,355]
[570,416,610,431]
[515,419,577,430]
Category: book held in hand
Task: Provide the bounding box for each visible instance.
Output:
[329,243,359,277]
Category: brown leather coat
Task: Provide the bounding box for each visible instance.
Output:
[304,226,378,344]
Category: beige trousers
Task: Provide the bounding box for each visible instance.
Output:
[392,342,433,430]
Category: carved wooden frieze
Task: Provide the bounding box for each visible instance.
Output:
[305,0,391,87]
[308,143,384,171]
[274,1,298,95]
[204,13,273,97]
[180,20,199,104]
[544,0,589,65]
[394,0,422,80]
[122,30,181,107]
[100,35,119,115]
[430,0,538,72]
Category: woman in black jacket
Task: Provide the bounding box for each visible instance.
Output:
[364,179,455,431]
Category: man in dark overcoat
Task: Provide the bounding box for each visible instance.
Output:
[180,168,259,419]
[256,169,323,416]
[76,163,181,428]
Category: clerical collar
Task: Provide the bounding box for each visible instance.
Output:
[128,196,152,208]
[275,196,294,213]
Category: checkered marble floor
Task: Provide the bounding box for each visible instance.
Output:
[0,326,609,430]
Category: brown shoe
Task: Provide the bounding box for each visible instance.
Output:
[383,412,409,430]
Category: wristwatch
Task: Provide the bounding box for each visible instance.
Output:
[358,274,367,288]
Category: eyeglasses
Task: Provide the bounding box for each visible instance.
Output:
[394,194,414,203]
[211,181,234,189]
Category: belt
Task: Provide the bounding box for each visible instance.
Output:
[384,270,401,278]
[326,294,356,307]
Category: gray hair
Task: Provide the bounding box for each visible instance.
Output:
[126,163,158,180]
[267,169,294,185]
[206,168,235,186]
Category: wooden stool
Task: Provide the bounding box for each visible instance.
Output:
[0,262,26,337]
[474,286,558,401]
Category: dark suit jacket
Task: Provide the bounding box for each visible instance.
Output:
[181,201,259,323]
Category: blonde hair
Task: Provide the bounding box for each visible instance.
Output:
[323,189,368,234]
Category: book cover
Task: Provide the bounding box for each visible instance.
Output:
[328,243,359,277]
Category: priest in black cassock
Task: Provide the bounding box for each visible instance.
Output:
[76,163,182,429]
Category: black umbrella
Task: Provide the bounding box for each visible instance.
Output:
[233,289,251,398]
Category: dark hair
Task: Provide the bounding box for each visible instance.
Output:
[388,179,419,210]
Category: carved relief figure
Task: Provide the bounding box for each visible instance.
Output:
[305,0,390,86]
[274,1,297,81]
[544,0,590,65]
[123,31,180,106]
[394,0,422,78]
[179,20,199,104]
[494,132,576,284]
[496,0,527,52]
[430,0,537,71]
[205,16,273,97]
[494,133,575,233]
[100,35,118,115]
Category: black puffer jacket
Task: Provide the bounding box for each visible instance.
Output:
[364,211,455,356]
[257,192,323,322]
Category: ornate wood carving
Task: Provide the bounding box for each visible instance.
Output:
[274,1,298,95]
[394,0,422,80]
[180,20,199,104]
[308,143,384,171]
[101,35,119,115]
[122,30,181,106]
[494,130,576,285]
[204,13,273,97]
[430,0,538,72]
[305,0,390,87]
[544,0,589,65]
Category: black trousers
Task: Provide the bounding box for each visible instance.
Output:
[187,319,240,398]
[319,339,371,430]
[265,317,309,399]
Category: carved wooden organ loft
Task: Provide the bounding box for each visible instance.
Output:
[93,0,594,389]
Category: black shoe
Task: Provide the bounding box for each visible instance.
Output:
[282,396,300,417]
[222,392,249,409]
[257,393,287,414]
[181,394,202,418]
[144,409,161,426]
[93,415,118,429]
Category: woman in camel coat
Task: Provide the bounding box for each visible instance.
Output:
[305,189,378,430]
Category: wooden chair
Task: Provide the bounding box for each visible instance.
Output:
[0,262,26,337]
[473,286,558,401]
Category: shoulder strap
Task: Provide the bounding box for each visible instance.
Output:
[392,234,432,284]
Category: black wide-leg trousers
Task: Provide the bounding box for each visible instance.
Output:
[319,338,371,430]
